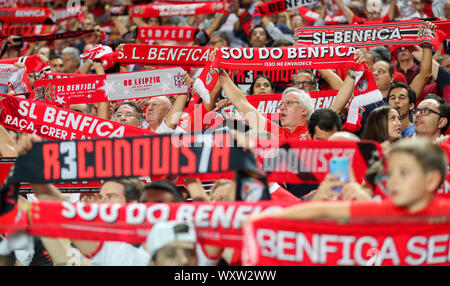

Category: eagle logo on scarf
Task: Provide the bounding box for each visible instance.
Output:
[34,83,54,102]
[173,72,183,88]
[356,78,368,92]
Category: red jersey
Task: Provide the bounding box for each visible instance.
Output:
[265,120,310,140]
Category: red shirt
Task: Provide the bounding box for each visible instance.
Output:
[350,196,450,218]
[265,120,310,140]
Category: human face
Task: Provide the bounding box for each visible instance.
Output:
[444,2,450,19]
[371,61,392,92]
[148,17,160,26]
[210,185,234,202]
[387,109,402,142]
[252,77,273,95]
[293,73,315,92]
[313,126,337,140]
[69,104,89,114]
[146,97,170,125]
[413,99,443,139]
[152,241,197,266]
[115,104,141,127]
[279,92,308,129]
[412,0,424,12]
[440,57,450,71]
[291,15,304,30]
[396,47,413,62]
[140,189,176,203]
[38,47,50,59]
[53,39,68,54]
[250,27,268,47]
[208,35,226,48]
[98,181,127,203]
[50,58,64,73]
[386,152,434,212]
[62,53,79,73]
[388,87,413,119]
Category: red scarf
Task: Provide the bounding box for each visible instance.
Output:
[130,2,228,18]
[0,7,52,23]
[137,26,198,43]
[117,45,358,70]
[25,200,290,247]
[243,215,450,266]
[255,138,382,185]
[0,94,154,141]
[2,24,58,37]
[296,20,446,50]
[33,68,187,105]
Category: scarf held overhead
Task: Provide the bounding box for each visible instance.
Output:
[33,67,187,105]
[0,94,155,141]
[116,44,358,70]
[243,216,450,266]
[130,2,228,18]
[296,20,446,50]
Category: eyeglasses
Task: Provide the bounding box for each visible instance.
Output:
[115,112,137,119]
[277,100,300,108]
[413,107,441,117]
[293,80,313,87]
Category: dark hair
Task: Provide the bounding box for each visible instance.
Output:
[370,46,391,62]
[362,105,399,143]
[389,138,448,187]
[248,74,274,95]
[141,180,184,202]
[374,60,395,78]
[424,93,445,105]
[438,103,450,134]
[105,178,144,203]
[249,25,272,47]
[114,101,145,123]
[388,81,417,105]
[292,69,317,88]
[271,39,294,47]
[209,31,230,46]
[308,108,342,138]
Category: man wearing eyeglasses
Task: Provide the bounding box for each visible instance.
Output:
[414,98,450,141]
[113,101,145,128]
[219,70,314,140]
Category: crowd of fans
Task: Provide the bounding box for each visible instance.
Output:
[0,0,450,266]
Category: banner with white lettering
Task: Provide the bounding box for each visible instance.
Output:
[23,201,289,247]
[8,132,252,184]
[0,64,19,86]
[243,215,450,266]
[255,139,382,185]
[2,24,58,37]
[0,7,52,23]
[0,94,155,140]
[254,0,318,17]
[137,26,198,43]
[116,45,358,70]
[220,91,339,122]
[295,20,446,50]
[130,2,228,18]
[33,68,187,105]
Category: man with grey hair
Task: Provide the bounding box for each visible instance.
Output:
[61,47,80,73]
[219,70,314,140]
